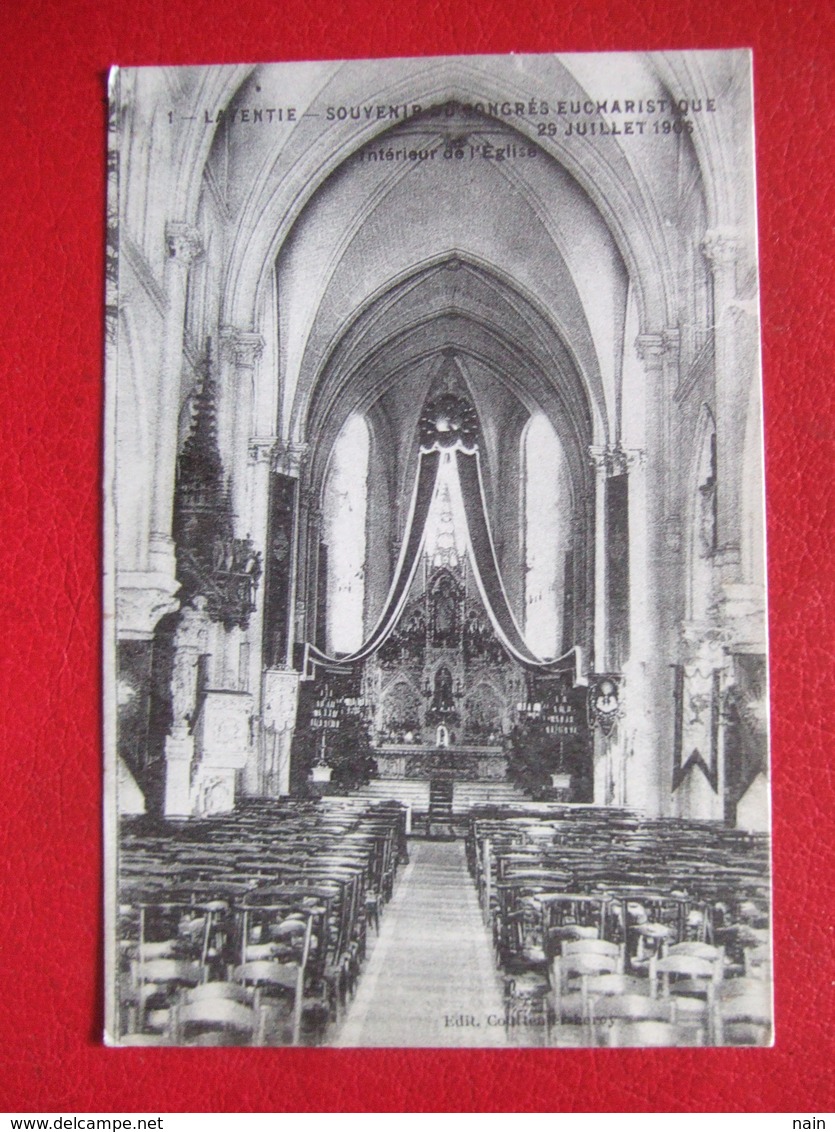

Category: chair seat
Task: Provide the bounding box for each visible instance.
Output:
[669,979,712,1000]
[521,945,547,964]
[506,971,549,999]
[636,923,672,941]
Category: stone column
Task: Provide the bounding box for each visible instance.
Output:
[238,436,276,796]
[296,486,323,649]
[632,333,680,815]
[274,442,309,667]
[588,444,646,808]
[220,327,265,520]
[702,228,745,580]
[149,222,204,580]
[253,442,308,797]
[307,501,324,647]
[588,445,609,672]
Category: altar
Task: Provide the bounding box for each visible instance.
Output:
[373,744,507,781]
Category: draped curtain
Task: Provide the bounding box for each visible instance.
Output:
[303,442,579,678]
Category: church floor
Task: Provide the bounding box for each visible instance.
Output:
[333,839,535,1048]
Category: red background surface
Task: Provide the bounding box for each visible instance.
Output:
[2,0,833,1113]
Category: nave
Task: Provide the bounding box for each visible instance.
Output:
[333,840,511,1048]
[115,795,771,1048]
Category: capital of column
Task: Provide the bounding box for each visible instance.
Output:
[588,443,645,477]
[635,329,679,367]
[116,570,181,640]
[680,618,734,667]
[164,221,204,267]
[701,227,740,272]
[588,445,609,476]
[220,325,265,369]
[273,440,310,477]
[248,436,278,466]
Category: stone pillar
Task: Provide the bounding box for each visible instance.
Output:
[308,501,324,648]
[220,327,265,519]
[588,444,645,808]
[702,228,745,580]
[163,599,210,817]
[632,333,681,815]
[149,222,204,580]
[588,445,609,672]
[238,436,277,796]
[274,442,309,667]
[297,486,323,648]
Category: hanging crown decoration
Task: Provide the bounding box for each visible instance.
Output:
[419,392,479,452]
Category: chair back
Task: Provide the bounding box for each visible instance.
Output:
[651,953,716,995]
[562,939,622,962]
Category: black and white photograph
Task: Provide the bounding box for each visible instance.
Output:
[105,51,771,1049]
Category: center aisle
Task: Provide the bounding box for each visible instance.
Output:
[333,840,512,1047]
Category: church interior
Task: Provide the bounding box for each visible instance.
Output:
[108,53,771,1047]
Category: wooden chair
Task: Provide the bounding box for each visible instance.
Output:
[716,978,772,1046]
[591,992,676,1046]
[552,972,648,1045]
[234,958,307,1046]
[551,944,623,1041]
[133,957,204,1035]
[650,953,717,1044]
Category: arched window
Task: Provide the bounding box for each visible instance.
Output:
[323,414,369,654]
[522,413,572,658]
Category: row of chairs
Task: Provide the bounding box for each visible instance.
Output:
[464,804,771,1046]
[121,958,309,1046]
[548,938,770,1046]
[117,798,407,1045]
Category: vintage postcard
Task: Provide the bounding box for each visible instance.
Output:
[105,51,771,1047]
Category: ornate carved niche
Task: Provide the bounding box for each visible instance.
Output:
[432,665,456,713]
[380,679,422,740]
[378,603,426,667]
[462,605,507,667]
[464,681,504,743]
[429,569,462,647]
